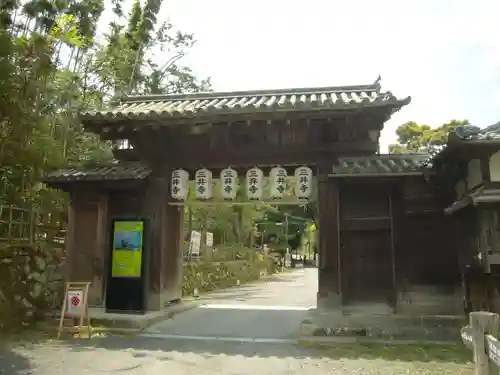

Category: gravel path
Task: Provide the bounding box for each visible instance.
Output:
[1,269,473,374]
[3,335,473,375]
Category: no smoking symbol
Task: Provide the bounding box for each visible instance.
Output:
[71,296,80,307]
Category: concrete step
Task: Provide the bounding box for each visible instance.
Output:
[301,309,466,342]
[45,301,198,332]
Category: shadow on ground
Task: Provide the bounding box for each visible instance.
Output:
[52,334,471,364]
[0,346,34,375]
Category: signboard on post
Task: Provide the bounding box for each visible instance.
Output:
[206,232,214,247]
[189,230,201,256]
[111,220,144,278]
[67,290,84,315]
[57,282,91,339]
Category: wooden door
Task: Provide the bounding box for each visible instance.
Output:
[341,229,394,305]
[72,201,98,282]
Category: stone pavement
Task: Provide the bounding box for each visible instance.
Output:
[144,268,318,340]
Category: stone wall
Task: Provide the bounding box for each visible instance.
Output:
[0,244,275,330]
[0,243,64,330]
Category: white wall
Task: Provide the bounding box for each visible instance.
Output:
[490,151,500,182]
[467,158,482,189]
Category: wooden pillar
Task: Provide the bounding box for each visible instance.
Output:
[89,193,108,306]
[388,188,397,311]
[143,174,167,310]
[317,169,341,310]
[143,169,184,310]
[163,202,183,303]
[64,194,77,283]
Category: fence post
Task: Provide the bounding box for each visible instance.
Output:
[470,311,500,375]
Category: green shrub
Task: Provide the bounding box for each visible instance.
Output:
[182,253,275,296]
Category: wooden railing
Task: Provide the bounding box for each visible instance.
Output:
[0,204,66,252]
[461,311,500,374]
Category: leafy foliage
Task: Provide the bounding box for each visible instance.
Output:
[182,252,274,296]
[0,0,210,329]
[1,0,210,207]
[389,120,469,154]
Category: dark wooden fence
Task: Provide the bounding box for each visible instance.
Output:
[461,311,500,374]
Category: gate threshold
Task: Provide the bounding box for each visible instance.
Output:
[198,304,314,311]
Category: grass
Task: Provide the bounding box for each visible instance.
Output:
[299,341,472,363]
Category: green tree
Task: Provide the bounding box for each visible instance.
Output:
[0,0,210,207]
[389,119,469,154]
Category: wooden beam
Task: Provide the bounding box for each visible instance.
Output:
[168,199,312,207]
[151,142,376,168]
[88,110,385,140]
[162,165,314,177]
[46,180,148,192]
[83,108,380,134]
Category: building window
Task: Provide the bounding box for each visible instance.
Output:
[116,139,133,150]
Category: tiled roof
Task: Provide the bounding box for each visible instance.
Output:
[43,162,150,183]
[445,186,500,215]
[429,122,500,165]
[44,155,430,184]
[81,78,410,122]
[330,154,430,177]
[450,123,500,142]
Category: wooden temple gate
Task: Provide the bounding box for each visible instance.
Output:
[44,78,467,319]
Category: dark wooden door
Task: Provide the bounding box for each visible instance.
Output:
[341,229,394,305]
[73,201,98,281]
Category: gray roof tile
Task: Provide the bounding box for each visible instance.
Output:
[81,79,410,122]
[44,162,150,183]
[330,154,430,177]
[445,186,500,215]
[451,122,500,141]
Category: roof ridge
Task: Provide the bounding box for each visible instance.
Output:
[53,161,148,171]
[123,82,382,103]
[339,153,430,159]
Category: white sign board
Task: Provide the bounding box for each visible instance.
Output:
[189,231,201,256]
[67,290,84,315]
[206,232,214,247]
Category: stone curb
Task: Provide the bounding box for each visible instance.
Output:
[46,301,199,334]
[298,336,461,346]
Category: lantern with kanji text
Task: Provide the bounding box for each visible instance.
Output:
[269,166,287,199]
[246,167,263,200]
[294,166,313,199]
[171,169,189,200]
[220,167,238,200]
[195,168,212,200]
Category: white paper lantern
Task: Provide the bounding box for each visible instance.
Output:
[269,166,287,199]
[220,167,238,200]
[195,168,212,200]
[294,166,313,199]
[246,167,264,200]
[171,169,189,200]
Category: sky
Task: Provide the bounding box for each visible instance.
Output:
[103,0,500,152]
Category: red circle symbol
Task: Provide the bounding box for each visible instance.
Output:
[71,296,80,307]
